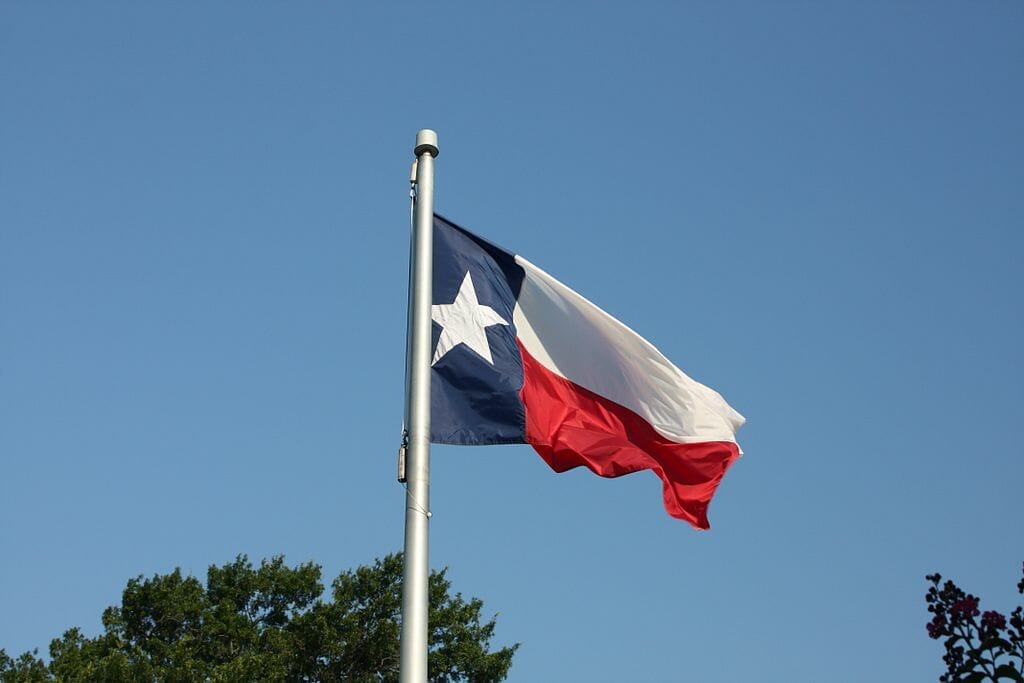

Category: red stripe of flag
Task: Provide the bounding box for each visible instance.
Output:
[518,340,741,529]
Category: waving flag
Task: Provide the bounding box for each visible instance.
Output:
[429,215,745,529]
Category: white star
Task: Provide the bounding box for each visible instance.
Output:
[431,272,509,366]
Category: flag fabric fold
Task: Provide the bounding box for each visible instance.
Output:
[429,214,745,529]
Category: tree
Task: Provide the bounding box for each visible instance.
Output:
[925,562,1024,682]
[1,553,517,682]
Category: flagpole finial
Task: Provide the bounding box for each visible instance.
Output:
[414,129,439,157]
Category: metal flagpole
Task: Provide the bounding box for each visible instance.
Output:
[400,129,438,683]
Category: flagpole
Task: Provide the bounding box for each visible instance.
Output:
[400,129,438,683]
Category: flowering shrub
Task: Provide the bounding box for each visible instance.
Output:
[925,563,1024,682]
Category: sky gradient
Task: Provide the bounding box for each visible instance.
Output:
[2,3,1022,681]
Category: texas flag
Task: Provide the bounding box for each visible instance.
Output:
[429,215,745,529]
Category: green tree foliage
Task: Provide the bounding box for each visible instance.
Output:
[925,562,1024,682]
[1,554,517,682]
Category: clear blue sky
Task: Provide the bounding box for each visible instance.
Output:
[2,3,1021,681]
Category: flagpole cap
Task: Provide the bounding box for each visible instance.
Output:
[414,129,439,158]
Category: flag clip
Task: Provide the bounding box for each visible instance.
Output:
[397,431,409,483]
